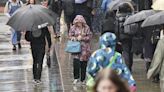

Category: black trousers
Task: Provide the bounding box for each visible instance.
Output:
[122,39,133,71]
[73,58,87,82]
[31,44,45,80]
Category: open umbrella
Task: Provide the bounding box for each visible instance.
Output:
[124,10,157,25]
[107,0,134,11]
[152,0,164,10]
[141,11,164,28]
[7,5,56,31]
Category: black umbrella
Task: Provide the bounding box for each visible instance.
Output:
[107,0,134,11]
[124,10,158,25]
[7,5,57,31]
[141,11,164,28]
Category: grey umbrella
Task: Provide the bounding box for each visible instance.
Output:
[141,11,164,28]
[107,0,134,11]
[7,5,57,31]
[124,10,158,25]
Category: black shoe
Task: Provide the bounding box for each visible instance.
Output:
[18,43,22,49]
[12,45,16,51]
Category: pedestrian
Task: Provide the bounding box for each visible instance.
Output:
[142,28,158,72]
[92,0,105,33]
[93,68,130,92]
[62,0,75,31]
[4,0,23,50]
[147,38,164,92]
[69,15,92,85]
[25,27,52,85]
[87,32,136,92]
[115,2,134,71]
[47,0,62,38]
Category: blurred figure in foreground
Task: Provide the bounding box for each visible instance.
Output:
[147,38,164,92]
[87,32,136,92]
[93,68,130,92]
[4,0,23,50]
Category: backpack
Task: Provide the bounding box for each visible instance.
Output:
[25,31,32,42]
[115,14,138,40]
[124,23,139,35]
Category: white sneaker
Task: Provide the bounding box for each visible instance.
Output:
[33,80,38,84]
[73,79,79,85]
[33,80,42,85]
[81,81,86,85]
[36,80,42,85]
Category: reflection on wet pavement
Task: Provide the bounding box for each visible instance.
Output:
[0,16,63,92]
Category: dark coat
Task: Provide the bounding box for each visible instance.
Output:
[48,0,62,16]
[25,27,52,48]
[102,17,115,34]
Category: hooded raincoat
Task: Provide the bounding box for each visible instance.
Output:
[69,15,92,61]
[87,32,136,91]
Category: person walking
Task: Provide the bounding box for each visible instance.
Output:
[25,27,52,84]
[147,38,164,92]
[115,2,135,71]
[87,32,136,92]
[92,0,105,33]
[47,0,62,38]
[69,15,92,85]
[93,68,130,92]
[62,0,75,31]
[4,0,23,50]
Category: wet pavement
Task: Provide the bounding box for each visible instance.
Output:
[0,15,63,92]
[0,14,161,92]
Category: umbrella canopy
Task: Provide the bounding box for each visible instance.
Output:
[124,10,157,25]
[7,4,56,31]
[107,0,133,11]
[152,0,164,10]
[141,11,164,28]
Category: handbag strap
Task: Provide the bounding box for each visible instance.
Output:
[107,52,119,68]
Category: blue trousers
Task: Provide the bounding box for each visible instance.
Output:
[11,28,21,45]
